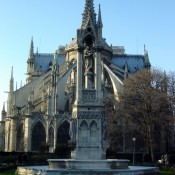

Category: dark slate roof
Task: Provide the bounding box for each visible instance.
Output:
[112,54,145,73]
[34,53,65,72]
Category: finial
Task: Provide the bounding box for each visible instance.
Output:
[97,3,103,27]
[144,44,148,55]
[11,66,13,79]
[53,50,58,65]
[3,102,5,112]
[16,81,17,91]
[9,66,14,92]
[29,36,34,59]
[81,0,96,29]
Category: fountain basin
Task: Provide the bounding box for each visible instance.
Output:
[17,165,160,175]
[48,159,129,170]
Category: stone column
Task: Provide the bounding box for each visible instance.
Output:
[95,51,102,100]
[5,121,10,151]
[41,89,45,112]
[76,50,83,102]
[98,118,102,159]
[46,118,49,144]
[47,95,51,115]
[101,58,105,86]
[55,83,58,115]
[24,117,31,152]
[9,118,16,151]
[54,123,57,151]
[99,118,102,149]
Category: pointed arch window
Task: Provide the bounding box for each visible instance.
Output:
[80,120,88,144]
[16,123,24,152]
[57,120,70,145]
[90,120,98,143]
[31,121,46,151]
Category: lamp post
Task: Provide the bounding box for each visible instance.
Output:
[132,137,136,166]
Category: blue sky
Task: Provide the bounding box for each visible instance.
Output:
[0,0,175,119]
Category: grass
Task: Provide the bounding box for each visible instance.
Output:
[160,172,175,175]
[160,166,175,175]
[0,167,19,175]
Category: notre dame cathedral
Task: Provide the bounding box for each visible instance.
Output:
[0,0,151,154]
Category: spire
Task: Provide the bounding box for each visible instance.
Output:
[16,82,17,91]
[29,37,34,60]
[10,66,14,92]
[7,67,14,117]
[81,0,96,30]
[2,102,5,112]
[53,51,58,65]
[144,45,151,68]
[1,102,6,121]
[97,3,103,40]
[11,66,13,80]
[52,50,59,72]
[97,4,103,28]
[27,37,35,83]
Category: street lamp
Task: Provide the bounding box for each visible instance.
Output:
[132,137,136,166]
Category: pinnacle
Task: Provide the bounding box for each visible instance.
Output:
[81,0,97,30]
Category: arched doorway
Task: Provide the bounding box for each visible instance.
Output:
[16,123,24,151]
[57,121,70,145]
[31,121,46,151]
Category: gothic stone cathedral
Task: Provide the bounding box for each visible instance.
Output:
[0,0,151,154]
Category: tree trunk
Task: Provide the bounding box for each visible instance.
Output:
[148,126,155,161]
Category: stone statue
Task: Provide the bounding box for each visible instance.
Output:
[84,45,93,73]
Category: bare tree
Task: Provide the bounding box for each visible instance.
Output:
[167,71,175,148]
[107,68,173,161]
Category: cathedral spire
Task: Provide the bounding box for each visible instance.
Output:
[27,37,35,83]
[29,37,34,59]
[10,66,14,92]
[97,4,103,28]
[97,4,103,40]
[7,66,14,117]
[81,0,96,30]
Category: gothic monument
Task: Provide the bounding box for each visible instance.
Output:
[0,0,150,156]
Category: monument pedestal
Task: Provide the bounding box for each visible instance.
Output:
[71,147,106,160]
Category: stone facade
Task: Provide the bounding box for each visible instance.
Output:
[0,0,152,154]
